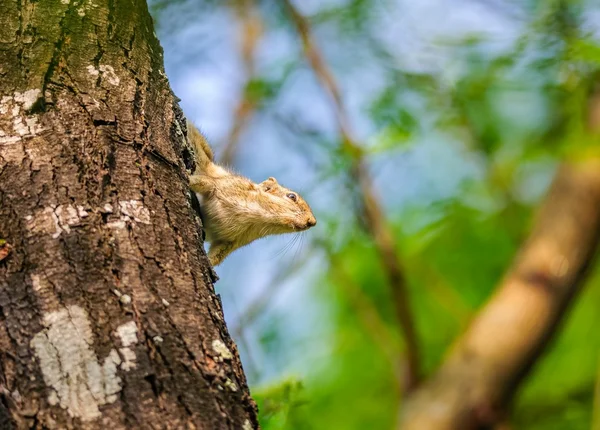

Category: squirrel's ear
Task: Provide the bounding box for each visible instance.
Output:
[259,178,272,192]
[260,177,276,184]
[259,177,278,192]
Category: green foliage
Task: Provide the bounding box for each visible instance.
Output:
[514,272,600,430]
[245,78,278,106]
[254,380,308,429]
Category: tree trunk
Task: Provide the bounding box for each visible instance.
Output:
[0,0,258,428]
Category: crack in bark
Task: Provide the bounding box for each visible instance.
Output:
[41,0,82,98]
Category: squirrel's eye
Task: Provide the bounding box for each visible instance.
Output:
[286,193,297,202]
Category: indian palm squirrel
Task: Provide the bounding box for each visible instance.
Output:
[187,120,317,266]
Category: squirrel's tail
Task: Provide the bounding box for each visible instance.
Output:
[187,119,214,173]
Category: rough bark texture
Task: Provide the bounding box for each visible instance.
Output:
[0,0,258,428]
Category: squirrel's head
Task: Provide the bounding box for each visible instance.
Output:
[259,177,317,232]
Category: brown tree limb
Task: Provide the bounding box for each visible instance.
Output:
[220,0,262,166]
[399,78,600,429]
[399,157,600,429]
[283,0,421,392]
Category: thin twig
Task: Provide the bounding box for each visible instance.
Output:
[228,295,262,382]
[321,240,404,391]
[232,249,312,334]
[283,0,421,392]
[220,0,262,166]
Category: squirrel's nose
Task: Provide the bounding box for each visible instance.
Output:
[306,216,317,227]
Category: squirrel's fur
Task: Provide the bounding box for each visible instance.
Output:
[187,120,316,266]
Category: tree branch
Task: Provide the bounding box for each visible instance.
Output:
[399,76,600,429]
[283,0,421,392]
[399,157,600,429]
[220,0,262,166]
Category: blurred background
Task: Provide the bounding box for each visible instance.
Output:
[149,1,600,429]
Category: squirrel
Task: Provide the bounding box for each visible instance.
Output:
[187,120,317,266]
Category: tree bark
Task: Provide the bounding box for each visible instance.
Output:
[0,0,258,428]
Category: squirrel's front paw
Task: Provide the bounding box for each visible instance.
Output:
[207,242,234,266]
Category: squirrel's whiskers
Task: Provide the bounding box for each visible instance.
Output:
[272,233,302,261]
